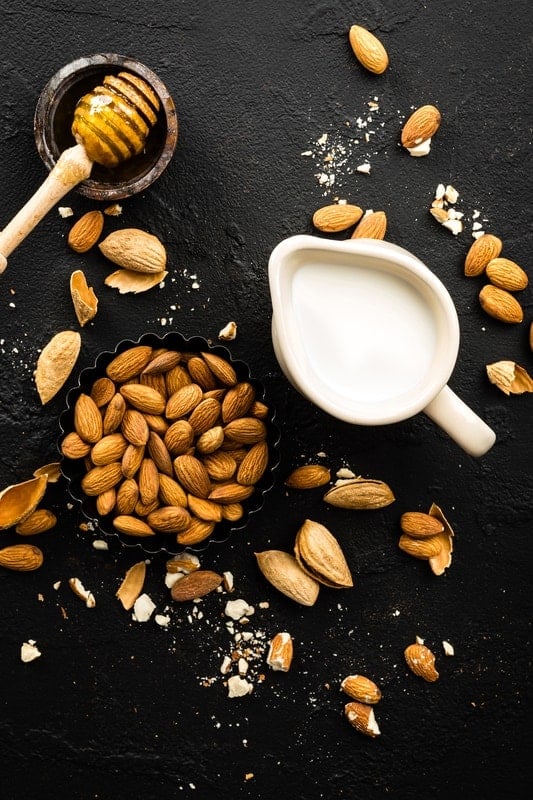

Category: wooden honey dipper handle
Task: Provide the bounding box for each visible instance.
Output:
[0,144,93,274]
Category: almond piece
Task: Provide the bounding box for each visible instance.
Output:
[351,210,387,240]
[464,233,503,277]
[486,360,533,395]
[312,203,364,233]
[404,642,439,682]
[285,464,331,489]
[70,269,98,326]
[479,284,524,323]
[266,632,293,672]
[15,508,57,535]
[74,393,103,444]
[348,24,389,74]
[255,550,320,606]
[116,561,147,610]
[401,105,441,150]
[68,210,104,253]
[0,475,48,530]
[341,675,382,704]
[0,543,44,571]
[170,569,223,601]
[485,258,529,292]
[344,701,381,737]
[98,229,167,274]
[106,345,153,382]
[104,268,168,294]
[34,330,81,404]
[400,511,444,538]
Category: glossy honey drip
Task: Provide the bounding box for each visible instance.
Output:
[72,71,160,168]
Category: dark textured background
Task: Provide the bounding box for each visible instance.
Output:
[0,1,531,798]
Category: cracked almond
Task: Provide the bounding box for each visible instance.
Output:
[0,475,48,530]
[34,330,81,404]
[294,519,353,588]
[341,675,382,704]
[344,701,381,737]
[486,360,533,395]
[15,508,57,535]
[323,477,395,509]
[401,105,441,150]
[255,549,320,606]
[404,642,439,682]
[70,269,98,326]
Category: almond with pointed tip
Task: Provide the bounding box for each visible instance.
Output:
[255,550,320,606]
[348,25,389,74]
[312,203,363,233]
[351,210,387,240]
[99,228,167,274]
[464,233,503,277]
[74,393,103,444]
[106,346,153,382]
[294,518,353,588]
[341,674,382,704]
[68,210,104,253]
[479,284,523,323]
[15,508,57,535]
[170,569,223,601]
[485,258,529,292]
[0,543,44,571]
[404,642,439,682]
[323,477,395,509]
[401,105,441,150]
[285,464,331,489]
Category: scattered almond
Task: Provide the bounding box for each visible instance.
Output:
[348,24,389,74]
[404,642,439,682]
[170,569,223,601]
[341,675,382,704]
[323,477,395,509]
[266,632,294,672]
[464,233,503,276]
[479,284,523,323]
[116,561,147,610]
[255,549,320,606]
[486,361,533,395]
[344,701,381,737]
[70,270,98,326]
[99,228,167,274]
[401,104,441,154]
[15,508,57,535]
[312,203,363,233]
[105,268,168,294]
[0,543,44,571]
[351,210,387,240]
[67,210,104,253]
[285,464,331,489]
[485,258,528,292]
[400,511,444,538]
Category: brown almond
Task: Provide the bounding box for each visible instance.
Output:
[106,345,153,382]
[221,382,255,422]
[177,517,216,545]
[141,350,181,375]
[96,488,116,516]
[0,543,44,571]
[187,494,223,522]
[119,384,166,415]
[285,464,331,489]
[165,364,192,395]
[223,417,267,444]
[312,203,363,233]
[147,505,191,533]
[15,508,57,535]
[398,533,442,559]
[186,356,218,390]
[170,569,223,601]
[401,105,441,149]
[68,210,104,253]
[324,477,395,509]
[341,675,382,704]
[221,502,244,522]
[248,400,269,419]
[188,397,221,434]
[121,444,145,479]
[102,392,126,434]
[344,702,381,737]
[116,561,146,610]
[479,284,523,323]
[203,451,237,481]
[166,383,203,419]
[91,433,128,466]
[485,258,529,292]
[70,270,98,326]
[196,425,225,455]
[61,431,91,459]
[115,478,140,514]
[113,515,155,537]
[139,371,167,398]
[34,330,81,405]
[90,376,116,407]
[208,482,254,504]
[74,393,103,444]
[158,474,188,508]
[200,351,238,386]
[351,210,387,240]
[237,441,269,485]
[98,229,167,274]
[173,454,211,498]
[138,458,159,505]
[164,419,195,455]
[348,24,389,75]
[81,463,123,496]
[121,409,150,446]
[404,642,439,682]
[400,511,444,538]
[464,233,503,277]
[147,431,173,476]
[255,550,320,607]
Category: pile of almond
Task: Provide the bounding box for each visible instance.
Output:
[464,233,528,324]
[60,343,272,546]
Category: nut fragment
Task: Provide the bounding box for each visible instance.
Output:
[348,25,389,74]
[344,701,381,737]
[427,503,454,576]
[105,268,168,294]
[266,632,294,672]
[69,577,96,608]
[70,270,98,326]
[404,642,439,682]
[116,561,147,610]
[323,477,395,510]
[0,475,48,530]
[486,360,533,395]
[341,675,382,704]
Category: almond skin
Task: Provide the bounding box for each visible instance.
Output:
[348,25,389,74]
[312,203,364,233]
[479,284,524,323]
[401,105,441,149]
[68,210,104,253]
[464,233,503,277]
[485,258,529,292]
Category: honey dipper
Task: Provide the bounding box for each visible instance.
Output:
[0,71,160,274]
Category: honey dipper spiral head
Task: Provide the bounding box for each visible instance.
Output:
[71,71,160,168]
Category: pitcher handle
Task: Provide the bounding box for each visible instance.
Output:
[424,385,496,457]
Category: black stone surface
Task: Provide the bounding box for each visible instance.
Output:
[0,2,531,798]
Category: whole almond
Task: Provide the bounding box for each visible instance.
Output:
[0,543,44,571]
[237,441,269,485]
[200,351,238,386]
[221,502,244,522]
[90,433,128,466]
[479,284,524,323]
[102,393,127,434]
[98,229,167,274]
[121,409,150,446]
[138,458,160,505]
[74,393,103,444]
[116,478,140,514]
[106,346,153,382]
[208,482,254,504]
[324,477,395,509]
[119,384,166,415]
[147,431,173,476]
[348,24,389,74]
[81,463,123,496]
[400,511,444,538]
[68,210,104,253]
[165,364,192,395]
[221,382,255,422]
[203,451,237,481]
[188,397,221,434]
[121,444,145,479]
[61,431,91,459]
[113,515,155,537]
[255,549,320,606]
[351,210,387,240]
[143,413,169,437]
[15,508,57,535]
[164,419,195,455]
[173,454,211,498]
[90,376,116,407]
[158,473,187,507]
[96,488,116,516]
[294,518,353,589]
[177,517,216,545]
[196,425,225,455]
[464,233,503,277]
[187,494,223,522]
[223,417,267,444]
[171,569,223,601]
[166,383,203,419]
[485,258,528,292]
[312,203,363,233]
[285,464,331,489]
[147,505,191,533]
[401,105,441,149]
[141,350,182,375]
[398,533,442,559]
